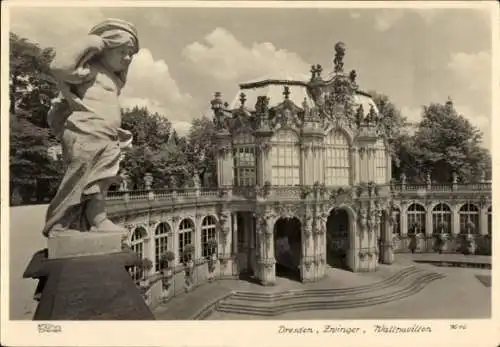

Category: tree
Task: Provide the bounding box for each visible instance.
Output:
[10,33,58,128]
[120,106,192,189]
[9,33,62,204]
[186,116,217,186]
[411,99,490,183]
[369,91,417,181]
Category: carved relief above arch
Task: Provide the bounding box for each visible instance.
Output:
[269,99,304,131]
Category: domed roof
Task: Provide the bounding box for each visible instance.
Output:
[353,92,379,116]
[228,72,379,116]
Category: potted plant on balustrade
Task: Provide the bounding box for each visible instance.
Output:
[206,238,219,276]
[137,258,153,303]
[462,220,477,255]
[160,250,176,278]
[434,220,449,254]
[183,244,195,274]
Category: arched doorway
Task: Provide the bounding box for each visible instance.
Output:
[274,217,302,281]
[326,208,350,269]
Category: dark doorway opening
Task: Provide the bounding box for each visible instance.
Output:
[326,208,349,269]
[274,217,302,281]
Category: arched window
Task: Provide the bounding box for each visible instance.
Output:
[233,133,256,186]
[407,203,425,234]
[130,227,146,281]
[374,139,387,184]
[432,204,451,233]
[270,129,300,186]
[392,208,401,235]
[154,222,170,272]
[324,129,350,186]
[488,206,492,235]
[178,219,194,262]
[459,203,479,234]
[201,216,217,257]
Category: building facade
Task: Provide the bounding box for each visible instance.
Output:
[109,43,492,295]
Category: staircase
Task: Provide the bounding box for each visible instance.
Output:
[191,266,445,319]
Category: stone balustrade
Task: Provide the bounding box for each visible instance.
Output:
[106,183,491,205]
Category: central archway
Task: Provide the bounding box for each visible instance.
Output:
[326,208,350,269]
[274,217,302,281]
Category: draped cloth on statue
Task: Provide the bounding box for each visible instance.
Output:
[42,23,138,237]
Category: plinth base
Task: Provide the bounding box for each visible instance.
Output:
[48,230,127,259]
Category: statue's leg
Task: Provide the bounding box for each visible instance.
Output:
[84,180,125,232]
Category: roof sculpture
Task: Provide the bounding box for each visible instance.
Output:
[210,42,382,138]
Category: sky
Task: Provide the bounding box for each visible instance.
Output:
[9,4,493,149]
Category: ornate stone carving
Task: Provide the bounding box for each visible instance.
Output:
[358,208,367,229]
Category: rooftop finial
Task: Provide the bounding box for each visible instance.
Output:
[334,41,346,73]
[283,86,290,100]
[239,92,247,107]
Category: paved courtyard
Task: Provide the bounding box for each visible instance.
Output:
[9,205,492,321]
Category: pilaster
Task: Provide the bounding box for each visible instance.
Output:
[300,209,315,282]
[479,207,488,235]
[195,212,203,260]
[215,132,233,187]
[381,211,395,264]
[350,147,358,185]
[255,210,276,285]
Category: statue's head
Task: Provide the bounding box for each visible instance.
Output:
[89,18,139,75]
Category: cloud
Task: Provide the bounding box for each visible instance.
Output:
[9,7,106,49]
[447,51,491,92]
[374,10,405,32]
[373,9,438,31]
[350,12,361,19]
[121,48,195,123]
[182,27,310,82]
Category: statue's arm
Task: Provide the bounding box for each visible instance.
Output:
[50,35,105,85]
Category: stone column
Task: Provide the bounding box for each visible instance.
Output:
[313,210,327,280]
[350,147,358,185]
[381,211,395,264]
[195,213,203,260]
[479,207,488,235]
[300,211,315,282]
[232,213,238,254]
[218,211,233,277]
[425,207,433,251]
[452,206,460,236]
[255,137,272,186]
[400,203,408,237]
[171,217,180,265]
[385,148,392,183]
[232,212,239,275]
[346,209,361,272]
[249,214,257,277]
[256,212,276,286]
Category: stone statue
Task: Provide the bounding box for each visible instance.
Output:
[42,18,139,237]
[333,42,346,73]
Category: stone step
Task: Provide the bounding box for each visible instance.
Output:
[220,272,441,309]
[214,273,445,317]
[229,266,426,301]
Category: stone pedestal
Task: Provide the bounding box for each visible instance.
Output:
[381,242,394,264]
[259,259,276,286]
[23,249,154,320]
[47,230,127,259]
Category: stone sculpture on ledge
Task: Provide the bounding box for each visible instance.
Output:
[23,19,155,321]
[41,18,141,258]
